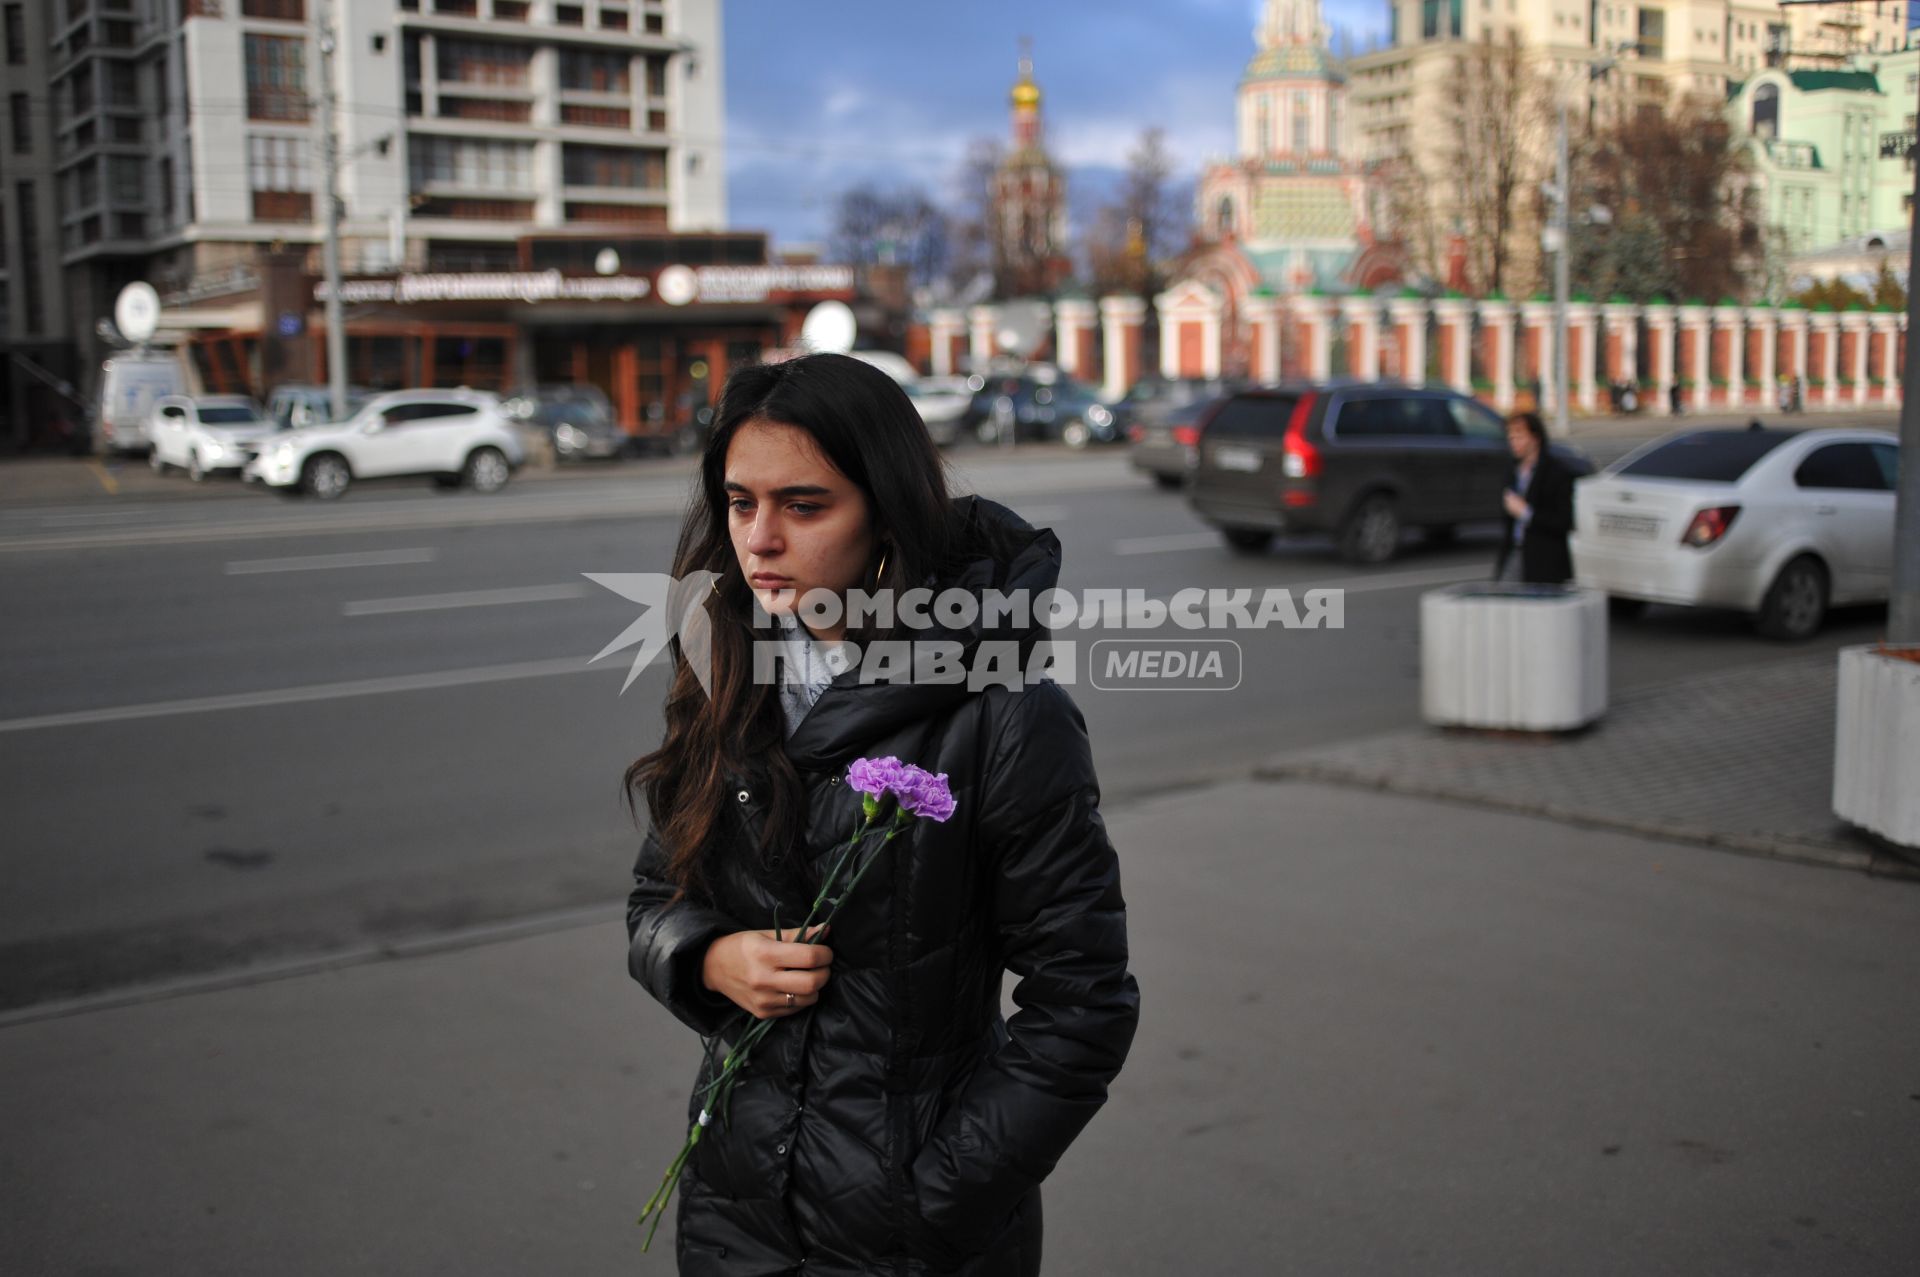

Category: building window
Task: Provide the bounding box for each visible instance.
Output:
[408,135,534,190]
[4,5,22,64]
[561,142,665,188]
[1638,8,1665,61]
[560,47,629,92]
[109,155,143,204]
[494,0,527,16]
[600,6,627,30]
[1255,97,1269,153]
[1292,92,1310,153]
[555,4,583,24]
[436,38,529,87]
[248,133,313,219]
[159,155,173,220]
[245,34,308,122]
[9,92,26,153]
[645,55,667,96]
[1752,83,1777,140]
[15,182,41,333]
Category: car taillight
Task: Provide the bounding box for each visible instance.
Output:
[1680,505,1741,548]
[1128,424,1146,443]
[1171,425,1199,447]
[1281,393,1321,478]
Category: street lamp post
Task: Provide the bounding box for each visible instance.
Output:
[318,5,347,423]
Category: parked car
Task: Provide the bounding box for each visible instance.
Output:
[504,385,627,461]
[1129,395,1228,489]
[242,388,525,500]
[902,376,973,447]
[1185,383,1592,563]
[1572,425,1899,640]
[94,353,186,455]
[147,395,275,481]
[964,374,1117,446]
[1111,376,1246,442]
[265,383,373,431]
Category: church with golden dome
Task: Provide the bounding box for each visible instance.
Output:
[1166,0,1404,378]
[990,45,1072,299]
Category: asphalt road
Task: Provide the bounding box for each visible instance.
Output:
[0,444,1892,1010]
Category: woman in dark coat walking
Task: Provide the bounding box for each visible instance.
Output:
[625,353,1140,1275]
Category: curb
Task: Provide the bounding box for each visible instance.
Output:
[0,902,623,1031]
[1253,760,1920,883]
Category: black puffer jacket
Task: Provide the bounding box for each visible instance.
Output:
[626,496,1139,1276]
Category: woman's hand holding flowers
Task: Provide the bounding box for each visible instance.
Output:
[701,924,833,1020]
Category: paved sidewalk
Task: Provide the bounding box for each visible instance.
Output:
[4,778,1918,1276]
[1259,648,1920,879]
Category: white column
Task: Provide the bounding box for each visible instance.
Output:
[1387,297,1428,385]
[1713,304,1744,408]
[1053,298,1097,381]
[1565,301,1599,413]
[1810,312,1840,409]
[1519,299,1556,413]
[1643,303,1675,417]
[1677,304,1711,411]
[1339,295,1381,382]
[1289,294,1335,382]
[1746,307,1778,406]
[1244,295,1282,385]
[1841,311,1872,405]
[928,308,965,378]
[967,306,999,370]
[1873,312,1901,402]
[1431,298,1473,394]
[1099,295,1147,403]
[1481,300,1517,412]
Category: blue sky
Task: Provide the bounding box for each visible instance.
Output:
[721,0,1391,251]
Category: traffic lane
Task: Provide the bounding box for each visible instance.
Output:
[0,515,689,722]
[0,661,666,1010]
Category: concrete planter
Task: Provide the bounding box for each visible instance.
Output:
[1833,645,1920,850]
[1421,584,1608,731]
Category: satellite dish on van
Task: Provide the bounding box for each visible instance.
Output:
[115,282,161,345]
[801,301,857,354]
[993,299,1051,359]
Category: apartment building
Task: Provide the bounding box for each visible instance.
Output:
[0,0,737,445]
[1348,1,1912,292]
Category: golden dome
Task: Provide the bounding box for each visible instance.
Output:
[1011,79,1041,111]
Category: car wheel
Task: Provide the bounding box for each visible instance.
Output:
[301,453,352,501]
[149,448,166,474]
[187,451,207,483]
[1152,473,1184,491]
[463,446,511,494]
[1221,527,1273,554]
[1755,555,1828,641]
[1061,419,1091,450]
[1607,596,1649,620]
[1339,493,1402,565]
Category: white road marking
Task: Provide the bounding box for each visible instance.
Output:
[343,582,589,616]
[226,547,439,575]
[0,656,619,735]
[1112,531,1224,556]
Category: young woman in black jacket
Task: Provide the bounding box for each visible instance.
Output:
[625,353,1140,1275]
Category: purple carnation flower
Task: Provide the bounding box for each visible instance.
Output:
[844,756,957,823]
[894,765,956,823]
[847,756,910,799]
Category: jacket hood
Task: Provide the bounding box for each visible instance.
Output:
[784,494,1060,771]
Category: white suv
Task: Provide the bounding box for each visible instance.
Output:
[243,389,524,500]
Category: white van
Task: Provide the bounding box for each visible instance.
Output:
[95,354,187,454]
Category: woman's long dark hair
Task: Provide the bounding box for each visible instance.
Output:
[624,353,957,895]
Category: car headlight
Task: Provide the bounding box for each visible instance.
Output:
[556,424,583,446]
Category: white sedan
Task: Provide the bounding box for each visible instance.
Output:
[242,388,525,501]
[148,395,277,481]
[1572,426,1899,640]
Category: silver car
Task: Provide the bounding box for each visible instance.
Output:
[1572,426,1900,639]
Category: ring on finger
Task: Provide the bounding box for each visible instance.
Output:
[785,992,795,1009]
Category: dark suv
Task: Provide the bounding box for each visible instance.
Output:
[1186,383,1591,563]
